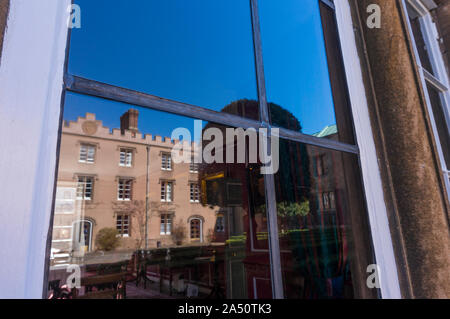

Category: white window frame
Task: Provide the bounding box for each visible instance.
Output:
[117,178,132,201]
[79,144,96,164]
[160,181,173,202]
[190,183,200,203]
[189,217,203,242]
[119,148,133,167]
[76,176,93,200]
[0,0,71,298]
[116,213,130,237]
[334,0,402,298]
[189,156,199,173]
[0,0,402,299]
[160,214,172,235]
[402,0,450,202]
[161,153,172,171]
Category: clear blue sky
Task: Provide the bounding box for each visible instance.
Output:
[65,0,336,138]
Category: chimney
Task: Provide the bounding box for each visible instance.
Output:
[120,109,139,135]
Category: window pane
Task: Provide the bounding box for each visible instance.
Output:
[274,139,377,299]
[426,82,450,168]
[260,0,345,139]
[48,93,271,299]
[406,3,435,75]
[70,0,258,119]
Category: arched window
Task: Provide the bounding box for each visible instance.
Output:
[190,218,202,242]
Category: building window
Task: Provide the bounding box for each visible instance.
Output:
[79,144,95,163]
[118,179,132,201]
[190,218,201,241]
[322,191,336,210]
[316,155,326,176]
[46,0,383,300]
[76,176,93,200]
[160,214,172,235]
[216,215,225,232]
[116,214,130,237]
[161,181,173,202]
[190,157,198,173]
[161,153,172,170]
[190,183,200,203]
[404,0,450,201]
[119,148,133,167]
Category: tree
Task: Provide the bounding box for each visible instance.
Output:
[112,200,147,250]
[171,218,187,246]
[95,228,120,251]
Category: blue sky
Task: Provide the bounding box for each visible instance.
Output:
[65,0,336,138]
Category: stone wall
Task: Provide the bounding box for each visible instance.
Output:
[350,0,450,298]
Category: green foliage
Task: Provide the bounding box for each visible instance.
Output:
[95,228,121,251]
[276,200,310,218]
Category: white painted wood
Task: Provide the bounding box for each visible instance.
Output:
[334,0,402,299]
[0,0,70,298]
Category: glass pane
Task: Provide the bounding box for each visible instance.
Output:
[426,82,450,168]
[406,3,435,75]
[259,0,339,137]
[69,0,259,119]
[274,139,377,299]
[47,93,272,299]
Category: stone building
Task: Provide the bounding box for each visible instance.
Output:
[51,109,218,260]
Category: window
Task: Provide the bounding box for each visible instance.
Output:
[79,144,95,163]
[190,157,198,173]
[160,181,173,202]
[76,176,93,200]
[404,0,450,201]
[316,155,326,176]
[116,214,130,237]
[160,214,172,235]
[161,153,172,170]
[322,191,335,210]
[118,179,132,201]
[216,215,225,232]
[47,0,381,300]
[190,218,201,241]
[119,148,133,167]
[190,183,200,203]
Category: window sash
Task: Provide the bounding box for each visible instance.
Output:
[161,182,173,202]
[160,214,172,235]
[161,154,172,170]
[190,183,199,202]
[116,214,130,236]
[118,179,132,200]
[76,176,93,200]
[119,149,133,167]
[53,0,384,300]
[79,144,95,163]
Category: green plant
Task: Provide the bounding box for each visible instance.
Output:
[95,228,121,251]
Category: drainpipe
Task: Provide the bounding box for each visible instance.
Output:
[145,146,150,250]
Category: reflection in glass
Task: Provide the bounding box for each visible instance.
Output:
[274,137,377,299]
[259,0,337,135]
[69,0,258,119]
[47,95,271,299]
